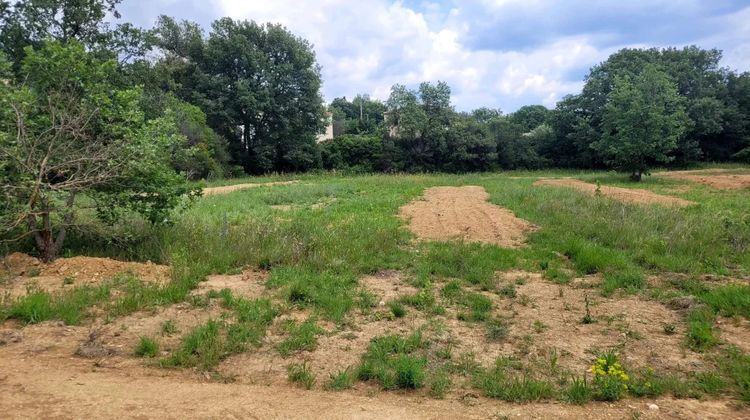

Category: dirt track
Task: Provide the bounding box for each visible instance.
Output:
[202,180,298,196]
[399,186,535,247]
[656,170,750,190]
[534,179,694,207]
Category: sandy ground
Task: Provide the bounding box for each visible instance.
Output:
[202,180,299,196]
[534,179,694,206]
[656,170,750,190]
[1,253,170,298]
[399,186,536,247]
[2,266,750,418]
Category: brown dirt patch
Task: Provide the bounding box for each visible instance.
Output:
[360,270,418,304]
[191,269,269,299]
[1,253,170,298]
[717,317,750,353]
[534,179,695,207]
[399,186,536,247]
[656,170,750,190]
[202,180,298,196]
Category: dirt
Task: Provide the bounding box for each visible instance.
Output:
[1,252,170,297]
[1,266,749,417]
[534,179,695,207]
[656,170,750,190]
[716,317,750,353]
[202,180,299,196]
[399,186,536,247]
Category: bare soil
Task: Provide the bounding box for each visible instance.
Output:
[1,253,170,297]
[399,186,536,247]
[656,170,750,190]
[2,265,750,418]
[202,180,299,196]
[534,179,695,206]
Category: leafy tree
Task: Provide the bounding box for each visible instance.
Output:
[154,16,325,174]
[510,105,551,131]
[329,94,386,136]
[0,42,195,261]
[593,65,689,181]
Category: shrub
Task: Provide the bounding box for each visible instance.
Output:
[135,336,160,358]
[590,352,629,401]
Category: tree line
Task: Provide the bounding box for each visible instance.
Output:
[1,0,749,260]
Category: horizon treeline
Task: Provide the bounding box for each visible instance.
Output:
[1,0,749,182]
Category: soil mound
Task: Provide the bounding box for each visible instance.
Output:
[202,180,298,196]
[656,170,750,190]
[534,179,694,207]
[399,186,535,248]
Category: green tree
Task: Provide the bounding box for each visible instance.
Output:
[154,16,325,174]
[0,42,195,261]
[594,65,689,181]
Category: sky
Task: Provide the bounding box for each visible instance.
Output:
[117,0,750,112]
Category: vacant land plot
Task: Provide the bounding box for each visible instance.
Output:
[534,178,695,206]
[656,169,750,190]
[2,168,750,418]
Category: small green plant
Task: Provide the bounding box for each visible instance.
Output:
[62,276,75,285]
[399,290,435,311]
[486,318,510,341]
[393,355,427,389]
[498,283,517,298]
[356,331,428,390]
[565,376,593,405]
[663,323,676,335]
[388,301,407,318]
[429,370,451,399]
[161,319,178,335]
[288,362,316,389]
[457,293,493,322]
[28,267,41,277]
[134,336,160,358]
[440,280,463,301]
[590,352,629,401]
[581,294,596,324]
[325,368,354,391]
[532,320,547,333]
[277,318,323,357]
[686,307,718,351]
[356,289,377,311]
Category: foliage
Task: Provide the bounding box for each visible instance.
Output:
[590,352,629,401]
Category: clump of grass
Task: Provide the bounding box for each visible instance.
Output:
[399,290,435,311]
[717,347,750,402]
[532,320,547,333]
[277,318,323,357]
[160,319,223,369]
[497,283,517,298]
[601,268,645,297]
[288,362,316,390]
[457,293,492,322]
[440,280,463,301]
[700,284,750,319]
[269,268,357,322]
[388,301,407,318]
[325,368,354,391]
[356,289,378,311]
[472,366,555,402]
[429,369,451,399]
[663,323,676,335]
[62,276,75,285]
[686,307,718,351]
[415,242,516,289]
[356,331,428,390]
[565,376,593,405]
[162,319,178,335]
[134,336,160,358]
[6,283,111,325]
[485,318,510,341]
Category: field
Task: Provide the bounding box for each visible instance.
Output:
[2,167,750,418]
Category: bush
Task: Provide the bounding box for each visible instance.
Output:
[135,336,160,357]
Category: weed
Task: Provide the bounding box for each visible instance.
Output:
[566,376,593,405]
[440,280,463,301]
[686,307,718,351]
[162,319,178,335]
[486,318,510,341]
[356,289,378,311]
[498,283,517,298]
[590,351,629,401]
[601,269,645,296]
[288,362,316,390]
[457,293,492,322]
[388,301,407,318]
[532,320,547,333]
[326,368,354,391]
[135,336,160,358]
[473,367,556,402]
[581,294,596,324]
[429,370,451,399]
[663,323,676,335]
[399,290,435,311]
[62,276,75,285]
[356,331,428,390]
[277,318,323,357]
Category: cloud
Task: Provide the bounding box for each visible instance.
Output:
[118,0,750,111]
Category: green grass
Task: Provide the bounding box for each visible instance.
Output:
[325,368,355,391]
[457,293,493,322]
[686,306,719,352]
[388,301,407,318]
[277,318,323,357]
[135,336,160,357]
[287,362,316,390]
[356,331,429,390]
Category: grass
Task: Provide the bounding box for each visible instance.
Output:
[457,293,493,322]
[326,368,355,391]
[356,331,429,390]
[288,362,316,390]
[135,336,160,357]
[686,306,719,351]
[485,318,510,341]
[388,301,407,318]
[277,318,323,357]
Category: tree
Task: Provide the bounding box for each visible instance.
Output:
[0,42,195,261]
[154,16,325,174]
[593,65,689,181]
[510,105,550,131]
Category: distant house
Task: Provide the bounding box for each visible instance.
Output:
[316,112,334,143]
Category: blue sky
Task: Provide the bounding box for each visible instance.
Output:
[117,0,750,112]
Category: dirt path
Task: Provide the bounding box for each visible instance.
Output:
[0,348,745,419]
[399,186,535,247]
[656,170,750,190]
[202,180,298,196]
[534,179,694,207]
